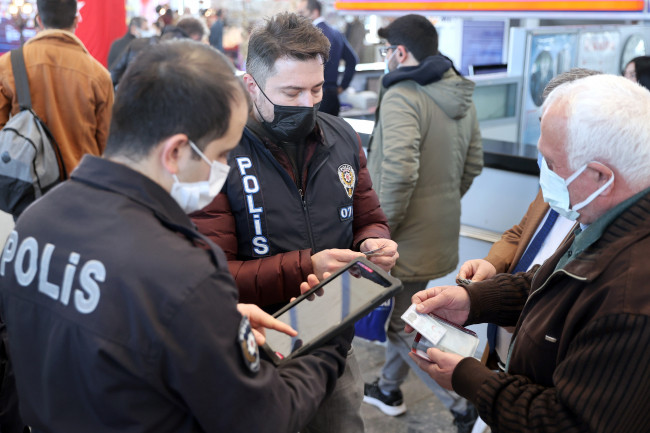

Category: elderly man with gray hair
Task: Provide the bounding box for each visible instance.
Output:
[410,73,650,433]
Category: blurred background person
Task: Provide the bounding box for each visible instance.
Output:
[107,16,150,69]
[297,0,358,116]
[209,8,224,52]
[110,16,207,88]
[623,55,650,90]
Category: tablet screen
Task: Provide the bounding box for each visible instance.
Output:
[264,260,393,359]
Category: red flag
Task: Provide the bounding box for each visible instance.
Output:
[75,0,126,67]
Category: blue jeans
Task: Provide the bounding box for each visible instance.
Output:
[378,280,468,414]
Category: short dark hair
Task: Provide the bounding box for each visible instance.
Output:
[105,40,246,159]
[628,56,650,91]
[246,12,330,88]
[377,14,438,62]
[305,0,322,14]
[37,0,77,29]
[128,16,147,31]
[542,67,601,101]
[175,16,207,41]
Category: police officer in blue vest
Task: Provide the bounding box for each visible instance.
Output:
[0,40,354,433]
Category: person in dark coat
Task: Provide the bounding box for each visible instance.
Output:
[297,0,358,116]
[106,16,149,69]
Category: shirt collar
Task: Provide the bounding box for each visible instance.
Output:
[556,185,650,270]
[313,17,325,26]
[26,29,90,54]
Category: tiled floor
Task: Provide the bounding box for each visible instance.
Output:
[354,337,457,433]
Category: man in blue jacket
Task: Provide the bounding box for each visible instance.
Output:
[298,0,358,116]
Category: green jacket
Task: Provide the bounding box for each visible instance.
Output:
[367,60,483,281]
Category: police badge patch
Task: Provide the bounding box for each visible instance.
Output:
[238,316,260,373]
[337,164,356,198]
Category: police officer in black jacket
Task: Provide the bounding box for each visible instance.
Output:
[0,40,352,433]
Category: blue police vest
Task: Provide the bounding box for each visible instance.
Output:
[225,114,360,258]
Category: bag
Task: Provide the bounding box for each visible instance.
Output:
[0,46,66,217]
[354,297,394,342]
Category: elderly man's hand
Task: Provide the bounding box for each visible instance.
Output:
[404,285,470,334]
[457,259,497,282]
[409,348,464,390]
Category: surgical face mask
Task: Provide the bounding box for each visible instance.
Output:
[170,141,230,213]
[384,49,398,74]
[138,29,156,38]
[539,157,614,221]
[252,76,320,143]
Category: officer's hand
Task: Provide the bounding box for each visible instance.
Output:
[360,238,399,272]
[298,272,330,300]
[408,348,464,390]
[237,304,297,345]
[311,249,364,280]
[457,259,497,282]
[404,285,470,333]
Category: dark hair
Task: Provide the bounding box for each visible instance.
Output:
[246,12,330,88]
[305,0,322,14]
[174,17,207,41]
[542,67,601,101]
[37,0,77,29]
[105,40,246,159]
[128,16,147,31]
[377,14,438,62]
[628,56,650,91]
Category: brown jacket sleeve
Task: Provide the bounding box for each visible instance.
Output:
[456,270,650,433]
[352,139,390,247]
[191,193,313,306]
[484,190,549,274]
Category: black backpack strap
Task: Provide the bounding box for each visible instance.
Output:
[9,47,32,111]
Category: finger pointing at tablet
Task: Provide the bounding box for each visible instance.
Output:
[237,303,297,345]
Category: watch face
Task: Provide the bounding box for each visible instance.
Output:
[621,34,646,73]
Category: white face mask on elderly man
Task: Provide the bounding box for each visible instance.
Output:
[539,157,614,221]
[170,141,230,214]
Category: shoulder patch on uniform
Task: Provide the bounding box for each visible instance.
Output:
[337,164,356,198]
[238,316,260,373]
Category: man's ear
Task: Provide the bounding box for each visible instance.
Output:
[242,74,259,97]
[160,134,191,176]
[71,15,79,31]
[397,45,408,64]
[35,15,44,31]
[588,162,615,196]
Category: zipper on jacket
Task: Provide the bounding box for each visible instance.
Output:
[506,268,588,371]
[255,140,320,252]
[300,151,330,253]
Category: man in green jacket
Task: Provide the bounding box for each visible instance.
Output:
[364,14,482,433]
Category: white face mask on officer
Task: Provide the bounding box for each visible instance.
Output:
[539,157,614,221]
[170,141,230,213]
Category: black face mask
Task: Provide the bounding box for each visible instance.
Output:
[252,77,321,143]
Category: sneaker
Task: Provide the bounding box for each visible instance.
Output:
[363,379,407,416]
[451,404,478,433]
